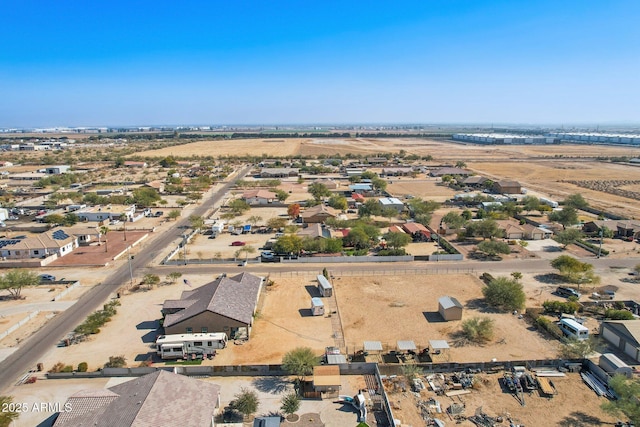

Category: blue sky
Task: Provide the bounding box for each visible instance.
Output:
[1,1,638,127]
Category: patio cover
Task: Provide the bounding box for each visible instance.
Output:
[363,341,383,352]
[429,340,450,350]
[397,340,417,351]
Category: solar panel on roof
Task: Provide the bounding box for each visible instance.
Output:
[0,240,20,248]
[52,230,70,240]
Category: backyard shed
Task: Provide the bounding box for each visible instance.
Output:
[599,353,633,378]
[438,296,463,321]
[317,275,333,297]
[313,365,341,398]
[311,297,325,316]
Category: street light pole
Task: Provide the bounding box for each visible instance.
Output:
[127,246,133,286]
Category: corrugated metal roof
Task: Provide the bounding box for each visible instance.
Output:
[438,296,463,310]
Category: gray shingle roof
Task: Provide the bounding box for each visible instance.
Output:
[54,370,220,427]
[163,272,263,328]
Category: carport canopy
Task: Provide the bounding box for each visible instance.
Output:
[364,341,383,352]
[429,340,450,351]
[397,340,417,351]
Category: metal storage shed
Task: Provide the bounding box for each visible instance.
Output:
[438,296,463,321]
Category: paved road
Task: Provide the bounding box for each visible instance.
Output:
[0,165,252,392]
[148,256,640,277]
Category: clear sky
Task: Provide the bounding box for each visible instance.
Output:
[1,1,638,127]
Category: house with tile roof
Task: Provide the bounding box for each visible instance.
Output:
[300,204,339,224]
[162,272,263,340]
[53,370,221,427]
[241,189,278,205]
[0,227,78,260]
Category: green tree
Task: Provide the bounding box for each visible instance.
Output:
[521,195,541,213]
[0,269,40,299]
[166,272,182,284]
[188,215,205,233]
[343,228,372,250]
[551,255,599,287]
[441,211,466,230]
[280,392,301,420]
[232,388,259,420]
[371,176,387,193]
[455,161,467,168]
[476,240,511,258]
[482,276,526,311]
[555,228,583,248]
[62,213,79,226]
[267,217,288,230]
[274,235,303,255]
[383,231,412,249]
[273,189,290,202]
[564,193,589,210]
[44,213,65,225]
[511,271,523,281]
[142,274,160,289]
[559,336,605,359]
[461,209,473,220]
[167,209,181,221]
[359,199,382,216]
[467,219,503,240]
[228,199,250,215]
[601,375,640,424]
[247,215,263,226]
[132,187,161,207]
[282,347,318,381]
[308,182,331,201]
[461,317,495,343]
[0,396,19,426]
[237,245,256,261]
[100,226,110,252]
[548,206,579,229]
[328,195,348,211]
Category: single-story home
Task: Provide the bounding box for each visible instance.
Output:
[53,371,221,427]
[493,180,522,194]
[600,320,640,363]
[260,168,299,178]
[297,223,331,239]
[379,197,404,212]
[0,227,78,260]
[402,222,431,241]
[438,296,463,321]
[144,180,166,193]
[381,167,413,176]
[349,184,373,195]
[76,205,136,222]
[300,204,339,224]
[462,176,488,187]
[45,165,71,174]
[314,179,339,190]
[162,272,263,340]
[241,189,278,205]
[430,167,472,177]
[312,365,341,398]
[366,157,388,165]
[523,223,553,240]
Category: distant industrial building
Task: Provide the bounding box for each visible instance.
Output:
[548,132,640,145]
[453,133,559,144]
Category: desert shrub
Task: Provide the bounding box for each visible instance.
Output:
[604,309,635,320]
[48,362,65,373]
[535,317,564,339]
[461,317,495,343]
[77,362,88,372]
[104,355,127,368]
[61,365,73,373]
[542,300,581,314]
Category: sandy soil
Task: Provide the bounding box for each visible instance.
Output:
[136,138,305,158]
[386,177,456,202]
[335,274,560,362]
[384,371,620,427]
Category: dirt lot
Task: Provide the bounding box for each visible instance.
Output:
[335,274,560,362]
[384,371,620,427]
[386,177,456,202]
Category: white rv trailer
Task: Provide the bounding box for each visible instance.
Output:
[559,318,589,340]
[155,333,227,360]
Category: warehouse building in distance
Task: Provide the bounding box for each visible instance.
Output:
[453,133,559,144]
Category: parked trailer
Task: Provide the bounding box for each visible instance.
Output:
[311,297,325,316]
[155,333,227,360]
[539,197,559,208]
[317,274,333,297]
[558,318,589,340]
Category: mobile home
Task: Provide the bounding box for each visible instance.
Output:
[559,318,589,340]
[155,333,227,360]
[311,297,325,316]
[317,275,333,297]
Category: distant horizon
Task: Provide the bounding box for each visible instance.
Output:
[2,1,638,127]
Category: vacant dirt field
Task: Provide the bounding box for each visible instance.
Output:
[385,371,620,427]
[386,177,456,202]
[335,274,560,362]
[136,138,304,158]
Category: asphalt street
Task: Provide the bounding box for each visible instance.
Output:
[0,165,251,392]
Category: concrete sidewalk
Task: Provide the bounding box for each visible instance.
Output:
[0,301,75,316]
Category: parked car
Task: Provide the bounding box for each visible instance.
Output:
[39,274,56,282]
[231,241,246,246]
[154,211,163,217]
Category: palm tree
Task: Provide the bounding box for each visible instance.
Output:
[99,226,110,252]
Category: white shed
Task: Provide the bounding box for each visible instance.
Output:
[599,353,633,378]
[311,297,325,316]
